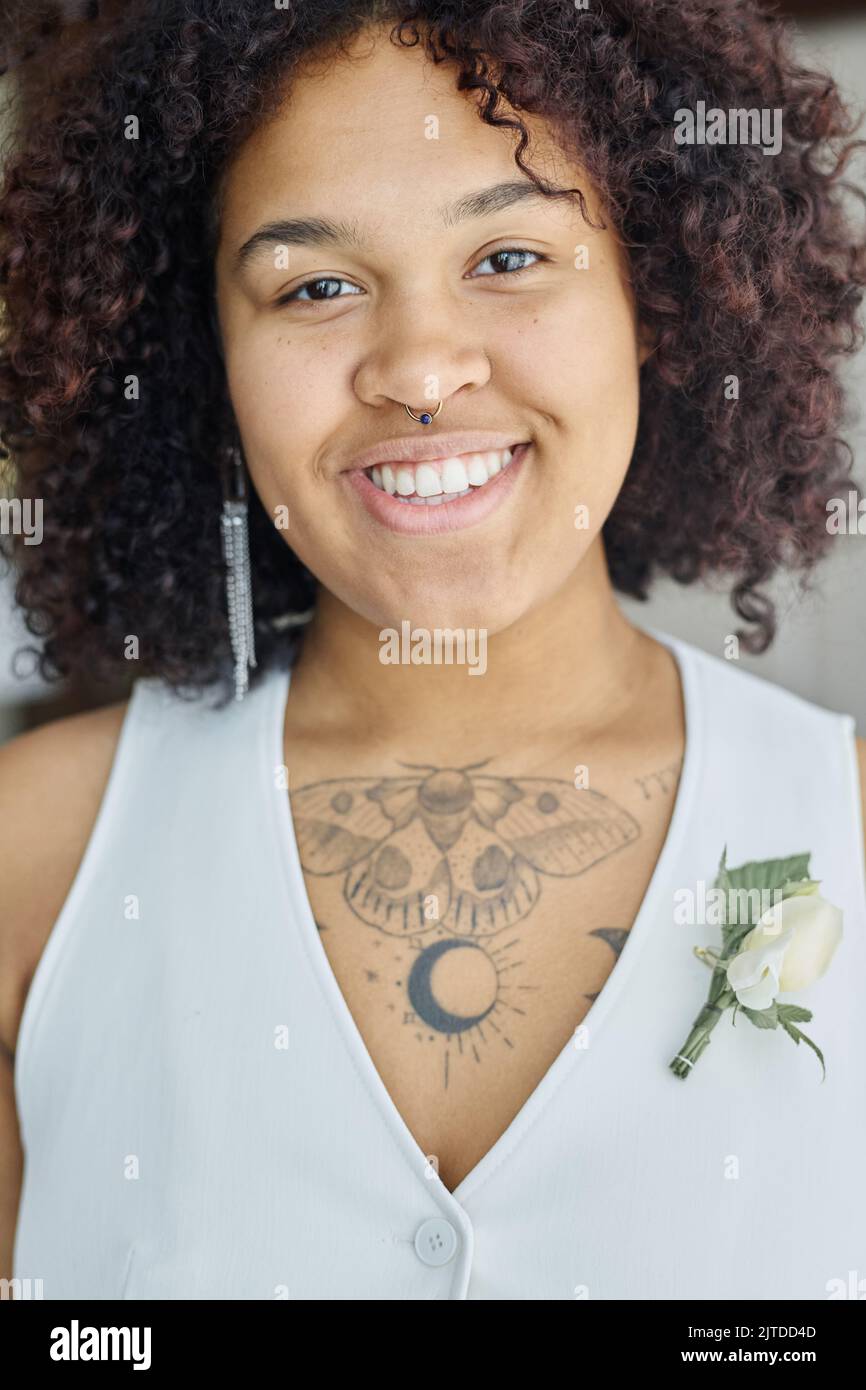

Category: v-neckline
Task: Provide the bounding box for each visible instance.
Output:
[265,628,702,1207]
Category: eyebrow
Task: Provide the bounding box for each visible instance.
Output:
[233,178,581,271]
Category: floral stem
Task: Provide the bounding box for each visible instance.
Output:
[670,986,736,1079]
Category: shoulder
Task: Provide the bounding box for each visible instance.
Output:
[0,699,129,1058]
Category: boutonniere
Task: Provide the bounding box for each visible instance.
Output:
[670,848,843,1081]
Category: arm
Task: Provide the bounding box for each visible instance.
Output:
[0,1040,22,1291]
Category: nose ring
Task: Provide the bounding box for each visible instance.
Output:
[403,400,443,426]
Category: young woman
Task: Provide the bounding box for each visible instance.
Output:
[1,0,865,1301]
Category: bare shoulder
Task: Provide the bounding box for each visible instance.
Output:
[0,698,129,1058]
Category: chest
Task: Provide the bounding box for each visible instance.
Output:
[289,757,682,1192]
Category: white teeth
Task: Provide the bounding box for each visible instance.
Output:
[466,453,490,485]
[441,456,469,492]
[414,464,443,497]
[485,451,501,476]
[364,445,522,501]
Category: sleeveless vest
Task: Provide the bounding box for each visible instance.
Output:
[12,629,866,1299]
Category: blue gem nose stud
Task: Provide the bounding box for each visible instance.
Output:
[404,401,443,425]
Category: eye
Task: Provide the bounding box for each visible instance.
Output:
[469,247,549,279]
[274,247,549,307]
[276,277,363,306]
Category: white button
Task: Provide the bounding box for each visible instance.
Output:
[414,1218,458,1267]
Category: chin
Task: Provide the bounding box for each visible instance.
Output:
[371,589,530,641]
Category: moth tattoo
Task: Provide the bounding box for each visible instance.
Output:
[293,760,642,1071]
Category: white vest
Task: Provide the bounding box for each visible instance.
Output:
[13,629,866,1299]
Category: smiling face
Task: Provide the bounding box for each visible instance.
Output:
[214,22,649,637]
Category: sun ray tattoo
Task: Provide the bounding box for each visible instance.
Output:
[293,760,642,1086]
[634,759,682,800]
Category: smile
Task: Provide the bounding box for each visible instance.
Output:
[345,443,531,536]
[365,447,518,505]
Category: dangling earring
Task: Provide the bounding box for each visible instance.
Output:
[221,444,257,701]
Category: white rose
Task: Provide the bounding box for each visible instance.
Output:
[725,890,843,1011]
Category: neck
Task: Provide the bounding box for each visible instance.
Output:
[288,536,651,758]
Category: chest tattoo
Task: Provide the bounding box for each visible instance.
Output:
[293,760,647,1082]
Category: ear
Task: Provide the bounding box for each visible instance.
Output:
[637,319,657,367]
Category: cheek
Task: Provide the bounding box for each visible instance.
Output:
[224,347,358,580]
[223,331,352,520]
[223,299,350,431]
[497,292,640,570]
[495,281,640,427]
[226,341,330,441]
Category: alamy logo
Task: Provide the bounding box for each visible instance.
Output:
[0,1276,43,1299]
[673,881,785,925]
[50,1320,151,1371]
[0,496,43,544]
[379,620,487,675]
[674,101,783,156]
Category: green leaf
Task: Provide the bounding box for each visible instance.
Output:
[715,853,811,895]
[713,850,813,946]
[778,1015,826,1081]
[743,1004,779,1030]
[777,1003,813,1025]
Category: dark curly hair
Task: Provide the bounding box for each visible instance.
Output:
[1,0,864,706]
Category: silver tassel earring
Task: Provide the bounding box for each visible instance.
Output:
[221,445,257,701]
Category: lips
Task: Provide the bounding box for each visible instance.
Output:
[344,430,528,473]
[344,442,530,535]
[366,447,518,504]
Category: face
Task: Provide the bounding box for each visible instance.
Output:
[214,23,649,637]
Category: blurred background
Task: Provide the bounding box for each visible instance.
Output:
[1,0,865,744]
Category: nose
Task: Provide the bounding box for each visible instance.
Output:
[353,323,492,418]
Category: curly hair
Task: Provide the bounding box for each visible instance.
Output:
[1,0,864,706]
